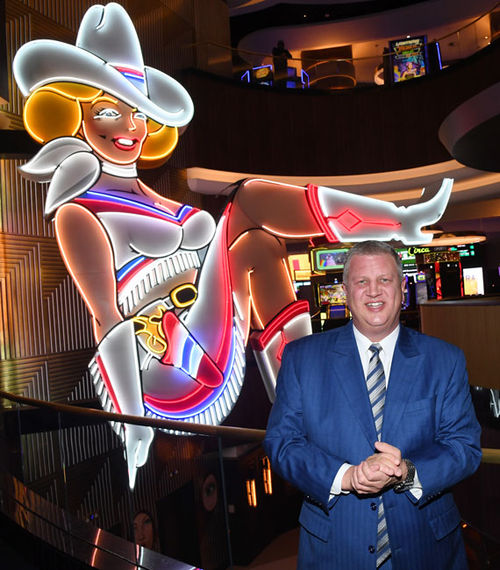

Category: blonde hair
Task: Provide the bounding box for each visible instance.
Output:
[23,82,178,167]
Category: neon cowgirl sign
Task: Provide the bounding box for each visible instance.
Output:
[13,3,452,487]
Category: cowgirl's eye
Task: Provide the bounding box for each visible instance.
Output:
[133,111,147,121]
[94,108,121,120]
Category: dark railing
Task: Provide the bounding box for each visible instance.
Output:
[0,390,271,569]
[0,389,499,569]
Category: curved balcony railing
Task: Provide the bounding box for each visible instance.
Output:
[0,389,499,569]
[0,389,269,569]
[192,2,500,91]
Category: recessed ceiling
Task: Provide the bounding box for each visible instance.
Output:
[220,1,500,239]
[230,0,429,44]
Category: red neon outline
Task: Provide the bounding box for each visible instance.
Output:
[306,184,339,243]
[117,257,154,290]
[113,66,145,78]
[95,354,122,414]
[330,209,401,231]
[197,354,224,388]
[160,311,178,364]
[214,204,234,368]
[435,261,442,300]
[144,383,212,413]
[249,300,310,350]
[277,331,287,361]
[160,311,223,389]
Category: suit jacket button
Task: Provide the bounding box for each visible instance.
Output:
[369,545,375,554]
[370,502,377,510]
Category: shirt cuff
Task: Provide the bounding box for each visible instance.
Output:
[409,468,423,499]
[330,463,352,496]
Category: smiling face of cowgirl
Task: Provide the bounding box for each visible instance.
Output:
[80,94,148,165]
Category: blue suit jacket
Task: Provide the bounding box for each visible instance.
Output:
[264,323,481,569]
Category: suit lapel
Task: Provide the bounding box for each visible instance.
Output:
[329,323,378,446]
[382,326,424,439]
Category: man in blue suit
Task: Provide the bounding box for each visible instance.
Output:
[264,240,481,569]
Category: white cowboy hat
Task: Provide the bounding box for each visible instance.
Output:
[13,2,193,127]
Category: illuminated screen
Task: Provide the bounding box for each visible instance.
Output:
[390,36,427,83]
[318,283,346,305]
[463,267,484,296]
[313,248,348,271]
[397,248,417,264]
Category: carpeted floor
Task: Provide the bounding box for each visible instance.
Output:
[232,527,299,569]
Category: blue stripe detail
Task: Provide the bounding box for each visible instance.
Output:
[144,326,237,421]
[83,191,193,223]
[122,72,146,85]
[117,256,147,281]
[182,336,196,374]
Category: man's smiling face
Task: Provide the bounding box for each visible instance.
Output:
[343,253,405,342]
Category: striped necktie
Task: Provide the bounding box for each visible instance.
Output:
[367,343,391,568]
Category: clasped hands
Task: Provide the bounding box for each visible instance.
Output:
[342,441,407,494]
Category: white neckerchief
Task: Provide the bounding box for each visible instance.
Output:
[101,160,137,177]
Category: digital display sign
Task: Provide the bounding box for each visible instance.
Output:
[318,283,346,305]
[390,36,427,83]
[312,248,349,271]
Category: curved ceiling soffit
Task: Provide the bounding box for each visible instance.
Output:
[439,82,500,173]
[236,0,496,60]
[187,161,500,210]
[230,0,378,18]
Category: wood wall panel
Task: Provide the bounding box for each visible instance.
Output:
[1,160,51,237]
[0,236,45,358]
[21,430,56,482]
[18,0,90,32]
[420,300,500,389]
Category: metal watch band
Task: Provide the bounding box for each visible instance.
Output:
[393,459,415,493]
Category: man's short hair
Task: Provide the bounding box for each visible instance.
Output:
[342,240,404,284]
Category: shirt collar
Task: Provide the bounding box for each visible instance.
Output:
[353,324,400,356]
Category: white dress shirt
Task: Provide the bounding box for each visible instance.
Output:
[330,324,422,498]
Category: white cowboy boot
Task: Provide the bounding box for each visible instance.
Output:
[308,178,453,245]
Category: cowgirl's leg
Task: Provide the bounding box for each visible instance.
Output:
[229,177,452,245]
[228,227,312,401]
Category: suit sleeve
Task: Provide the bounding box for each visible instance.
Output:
[263,342,345,507]
[410,347,481,503]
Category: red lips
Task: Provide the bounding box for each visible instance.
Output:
[112,137,139,151]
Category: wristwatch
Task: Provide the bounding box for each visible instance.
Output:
[393,459,415,493]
